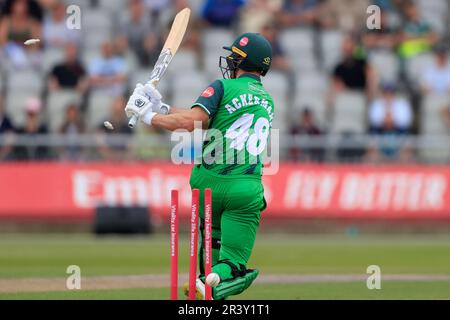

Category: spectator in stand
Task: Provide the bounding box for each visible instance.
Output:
[140,0,193,60]
[440,103,450,133]
[96,96,133,161]
[368,83,412,159]
[420,45,450,95]
[329,35,377,100]
[118,0,157,67]
[239,0,282,33]
[320,0,369,33]
[141,33,161,67]
[259,23,290,72]
[43,0,80,48]
[47,42,87,93]
[362,9,399,51]
[13,97,50,160]
[143,0,174,28]
[143,0,170,15]
[369,83,412,134]
[88,40,128,96]
[289,107,324,162]
[397,0,438,60]
[278,0,321,28]
[1,0,43,21]
[201,0,246,27]
[0,0,42,69]
[59,103,85,161]
[0,94,15,161]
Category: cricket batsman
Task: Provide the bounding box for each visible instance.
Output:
[125,33,274,300]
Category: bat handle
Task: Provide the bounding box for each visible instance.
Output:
[128,115,138,128]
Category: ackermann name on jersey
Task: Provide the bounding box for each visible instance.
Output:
[224,93,274,125]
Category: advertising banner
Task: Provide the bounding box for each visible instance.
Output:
[0,163,449,219]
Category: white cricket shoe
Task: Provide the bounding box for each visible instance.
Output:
[196,278,206,300]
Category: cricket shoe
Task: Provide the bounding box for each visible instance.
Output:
[182,280,205,300]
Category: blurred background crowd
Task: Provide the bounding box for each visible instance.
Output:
[0,0,449,163]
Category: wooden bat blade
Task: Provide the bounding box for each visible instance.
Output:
[162,8,191,55]
[129,8,191,129]
[146,8,191,87]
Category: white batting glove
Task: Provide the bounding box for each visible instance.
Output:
[142,82,171,115]
[125,83,171,125]
[125,83,153,119]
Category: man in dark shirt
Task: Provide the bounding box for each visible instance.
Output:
[330,35,376,99]
[48,42,87,92]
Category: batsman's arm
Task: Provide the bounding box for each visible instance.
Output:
[168,106,192,114]
[151,107,209,132]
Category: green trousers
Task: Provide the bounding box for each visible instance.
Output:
[189,164,266,282]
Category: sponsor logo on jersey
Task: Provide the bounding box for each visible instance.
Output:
[201,87,215,98]
[239,37,249,47]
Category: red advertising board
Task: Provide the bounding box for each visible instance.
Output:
[0,162,449,219]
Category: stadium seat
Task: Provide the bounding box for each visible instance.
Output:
[168,49,199,73]
[98,0,127,15]
[405,53,435,88]
[42,48,65,74]
[416,0,448,35]
[82,29,112,51]
[171,72,209,108]
[203,29,234,51]
[188,0,204,15]
[331,91,367,134]
[68,0,92,10]
[419,94,450,162]
[202,28,234,63]
[280,28,314,54]
[86,92,116,131]
[5,94,31,127]
[368,50,399,83]
[320,30,344,71]
[295,71,329,94]
[46,90,82,132]
[280,28,316,72]
[294,91,328,130]
[82,9,112,33]
[129,68,152,85]
[81,49,100,67]
[203,52,222,79]
[6,69,43,93]
[129,69,171,99]
[5,69,44,125]
[262,71,289,133]
[123,51,139,75]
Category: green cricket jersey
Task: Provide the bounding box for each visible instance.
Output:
[191,74,275,176]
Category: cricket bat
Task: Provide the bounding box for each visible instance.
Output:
[128,8,191,128]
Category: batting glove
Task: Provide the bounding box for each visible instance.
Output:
[143,82,171,115]
[125,83,153,119]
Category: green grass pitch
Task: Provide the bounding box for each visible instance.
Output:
[1,233,450,299]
